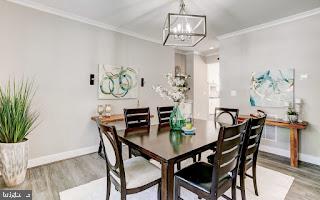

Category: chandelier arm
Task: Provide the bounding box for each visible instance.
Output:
[179,0,186,14]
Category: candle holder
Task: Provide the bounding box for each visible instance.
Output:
[105,104,112,117]
[97,105,105,116]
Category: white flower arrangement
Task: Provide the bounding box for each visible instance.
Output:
[153,73,191,103]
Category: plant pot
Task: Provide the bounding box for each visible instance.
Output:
[288,114,299,123]
[0,140,29,187]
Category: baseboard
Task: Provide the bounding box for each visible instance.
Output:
[259,145,320,166]
[28,145,99,168]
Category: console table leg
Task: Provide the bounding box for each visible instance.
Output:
[290,128,299,167]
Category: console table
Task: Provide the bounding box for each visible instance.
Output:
[238,115,308,168]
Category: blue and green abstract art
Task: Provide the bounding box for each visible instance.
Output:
[98,65,138,99]
[250,69,294,107]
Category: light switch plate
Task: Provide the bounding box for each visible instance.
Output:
[300,74,309,80]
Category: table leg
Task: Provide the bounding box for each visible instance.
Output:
[290,128,299,167]
[98,140,104,159]
[161,160,175,200]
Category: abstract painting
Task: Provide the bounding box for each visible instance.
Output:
[250,69,294,107]
[98,65,138,99]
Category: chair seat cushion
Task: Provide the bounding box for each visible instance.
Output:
[175,162,232,193]
[111,156,161,189]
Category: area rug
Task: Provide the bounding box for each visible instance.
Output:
[60,166,294,200]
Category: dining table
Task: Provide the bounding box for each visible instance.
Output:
[95,117,221,200]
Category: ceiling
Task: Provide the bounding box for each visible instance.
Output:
[12,0,320,55]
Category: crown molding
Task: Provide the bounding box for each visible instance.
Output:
[174,50,205,56]
[174,49,190,55]
[205,52,219,57]
[6,0,162,44]
[217,7,320,40]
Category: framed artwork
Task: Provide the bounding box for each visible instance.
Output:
[250,69,294,107]
[98,65,138,99]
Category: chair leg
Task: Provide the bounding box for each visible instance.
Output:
[231,174,237,200]
[193,155,197,163]
[252,163,259,196]
[175,178,181,200]
[198,153,202,161]
[177,162,181,170]
[128,146,132,158]
[106,176,111,200]
[120,190,126,200]
[98,141,104,158]
[157,183,161,200]
[240,172,246,200]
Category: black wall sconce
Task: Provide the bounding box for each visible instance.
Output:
[90,74,95,85]
[141,78,145,87]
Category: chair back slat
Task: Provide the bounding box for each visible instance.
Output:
[126,114,149,122]
[220,146,240,165]
[214,107,239,126]
[212,121,248,186]
[157,106,174,125]
[97,123,125,182]
[125,108,149,114]
[221,135,241,152]
[124,108,150,128]
[159,112,171,119]
[219,158,238,176]
[240,115,266,169]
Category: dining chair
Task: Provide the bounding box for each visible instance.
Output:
[124,107,151,128]
[238,115,266,200]
[157,106,174,125]
[174,121,249,200]
[214,107,239,126]
[124,107,151,158]
[199,107,240,162]
[97,123,161,200]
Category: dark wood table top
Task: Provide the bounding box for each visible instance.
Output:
[116,119,220,162]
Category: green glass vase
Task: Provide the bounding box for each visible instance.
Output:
[169,104,186,130]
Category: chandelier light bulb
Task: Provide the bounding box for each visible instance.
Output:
[186,23,191,33]
[177,24,182,32]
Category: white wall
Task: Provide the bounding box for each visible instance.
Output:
[219,13,320,163]
[206,55,219,64]
[0,1,174,161]
[193,55,209,120]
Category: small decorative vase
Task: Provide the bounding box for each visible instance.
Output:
[0,140,29,187]
[288,114,299,123]
[169,103,186,130]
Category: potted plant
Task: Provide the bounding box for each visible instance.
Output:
[153,73,190,130]
[287,103,298,123]
[0,80,39,186]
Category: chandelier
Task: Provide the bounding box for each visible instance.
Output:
[163,0,206,47]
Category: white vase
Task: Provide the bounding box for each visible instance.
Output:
[0,140,29,187]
